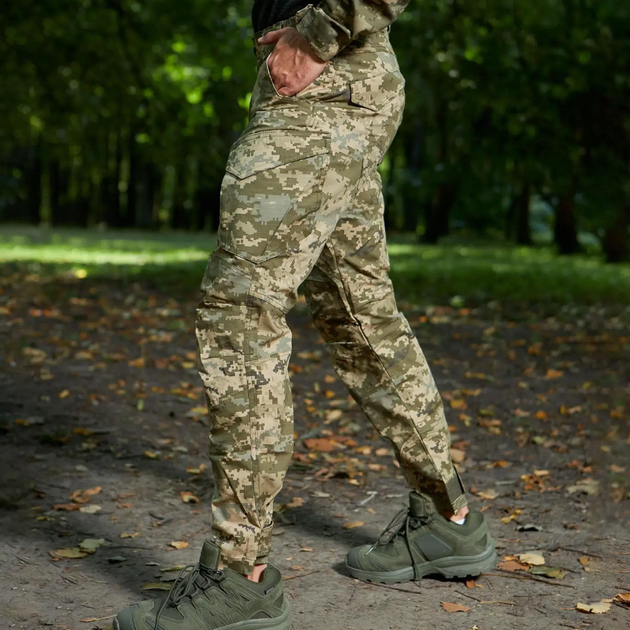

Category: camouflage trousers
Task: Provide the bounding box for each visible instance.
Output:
[195,13,467,575]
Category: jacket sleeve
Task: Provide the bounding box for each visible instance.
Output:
[295,0,411,61]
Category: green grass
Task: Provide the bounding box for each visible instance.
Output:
[1,225,629,307]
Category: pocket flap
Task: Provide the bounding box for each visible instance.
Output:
[349,71,405,112]
[225,130,329,179]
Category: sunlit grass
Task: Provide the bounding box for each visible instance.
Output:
[1,226,629,306]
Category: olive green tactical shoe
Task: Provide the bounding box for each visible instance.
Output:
[114,541,290,630]
[346,492,497,585]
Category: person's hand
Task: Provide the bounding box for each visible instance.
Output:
[258,27,326,96]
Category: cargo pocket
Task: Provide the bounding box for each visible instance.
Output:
[349,71,406,113]
[218,129,330,264]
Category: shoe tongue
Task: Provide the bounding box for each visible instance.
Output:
[409,492,434,518]
[199,540,221,571]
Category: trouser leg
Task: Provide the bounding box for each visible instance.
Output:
[196,251,295,574]
[195,121,360,573]
[303,163,467,516]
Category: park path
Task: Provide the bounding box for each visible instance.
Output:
[0,272,629,630]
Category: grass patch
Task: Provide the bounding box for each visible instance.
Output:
[1,225,629,307]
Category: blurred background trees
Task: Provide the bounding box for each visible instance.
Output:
[1,0,629,262]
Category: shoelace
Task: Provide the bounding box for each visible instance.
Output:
[371,507,430,583]
[154,563,225,630]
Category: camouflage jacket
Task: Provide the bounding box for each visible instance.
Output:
[296,0,411,60]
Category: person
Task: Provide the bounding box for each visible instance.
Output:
[114,2,496,629]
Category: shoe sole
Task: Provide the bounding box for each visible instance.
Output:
[345,544,498,585]
[113,602,290,630]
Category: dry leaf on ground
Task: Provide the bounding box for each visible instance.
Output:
[576,600,612,614]
[518,552,545,566]
[180,491,199,504]
[49,548,88,560]
[498,559,529,572]
[475,488,499,500]
[343,521,365,529]
[528,565,565,579]
[169,541,189,549]
[441,601,471,613]
[566,478,599,496]
[79,538,107,553]
[613,593,630,608]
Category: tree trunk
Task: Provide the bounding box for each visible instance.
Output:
[104,131,122,227]
[25,139,43,224]
[515,183,532,245]
[49,160,71,226]
[136,163,159,229]
[170,163,189,230]
[554,192,580,255]
[127,132,138,228]
[423,182,456,243]
[602,205,630,263]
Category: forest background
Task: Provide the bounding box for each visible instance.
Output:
[2,0,630,265]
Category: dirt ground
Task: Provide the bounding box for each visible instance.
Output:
[1,273,629,630]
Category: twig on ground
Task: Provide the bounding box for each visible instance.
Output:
[360,581,422,595]
[553,546,602,559]
[283,570,321,581]
[79,614,115,623]
[487,571,577,588]
[359,491,378,506]
[14,554,31,564]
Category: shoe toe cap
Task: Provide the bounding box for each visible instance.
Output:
[115,599,158,630]
[346,544,373,571]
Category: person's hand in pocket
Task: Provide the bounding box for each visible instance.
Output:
[258,27,326,96]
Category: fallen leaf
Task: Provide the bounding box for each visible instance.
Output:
[286,497,305,509]
[120,532,141,539]
[142,583,172,591]
[613,593,630,608]
[49,548,88,560]
[441,601,471,613]
[578,556,590,572]
[79,504,102,514]
[566,478,599,496]
[576,600,612,614]
[545,369,563,379]
[375,447,389,457]
[518,552,545,566]
[186,464,207,475]
[54,503,82,512]
[169,541,189,549]
[59,389,71,399]
[304,438,342,452]
[450,448,466,463]
[300,547,313,552]
[343,521,365,529]
[144,450,160,459]
[79,538,107,553]
[528,565,565,579]
[498,559,528,572]
[474,489,498,500]
[180,491,199,504]
[70,486,102,504]
[450,399,467,410]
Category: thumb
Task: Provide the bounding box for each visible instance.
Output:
[257,27,288,45]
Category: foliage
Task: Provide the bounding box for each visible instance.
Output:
[1,0,629,260]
